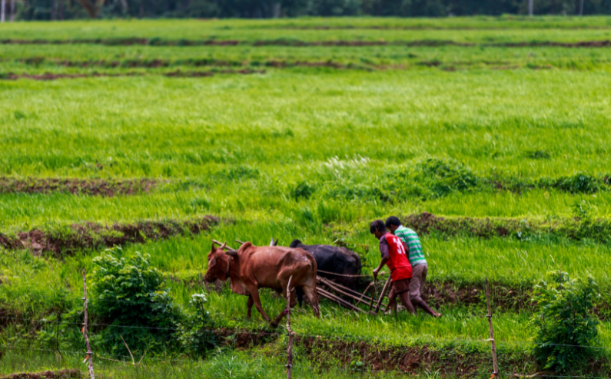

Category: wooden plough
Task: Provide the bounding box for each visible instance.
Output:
[316,275,392,315]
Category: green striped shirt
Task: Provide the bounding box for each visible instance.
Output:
[394,226,427,266]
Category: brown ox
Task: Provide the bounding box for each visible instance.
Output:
[204,241,320,327]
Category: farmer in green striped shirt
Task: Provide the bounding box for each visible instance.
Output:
[385,216,441,318]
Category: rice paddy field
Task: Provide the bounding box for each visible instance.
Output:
[0,16,610,378]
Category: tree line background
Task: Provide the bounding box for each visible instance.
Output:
[5,0,611,22]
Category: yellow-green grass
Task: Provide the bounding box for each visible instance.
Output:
[0,18,609,377]
[0,17,610,42]
[1,71,609,179]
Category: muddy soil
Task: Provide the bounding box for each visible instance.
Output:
[2,70,264,81]
[0,216,219,256]
[1,369,81,379]
[0,177,157,197]
[296,336,610,378]
[402,211,610,243]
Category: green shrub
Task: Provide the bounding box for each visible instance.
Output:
[542,173,604,194]
[291,181,315,200]
[177,294,217,357]
[91,247,183,354]
[530,271,600,373]
[415,157,478,196]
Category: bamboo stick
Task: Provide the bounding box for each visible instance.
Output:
[82,268,95,379]
[486,278,500,379]
[374,275,392,314]
[285,276,294,379]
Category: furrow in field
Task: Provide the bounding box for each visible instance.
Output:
[0,212,608,257]
[0,69,265,81]
[0,216,219,256]
[401,212,610,243]
[1,38,609,48]
[0,177,159,197]
[13,57,609,72]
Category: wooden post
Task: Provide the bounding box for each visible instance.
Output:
[528,0,533,16]
[485,279,499,379]
[374,276,392,314]
[82,267,95,379]
[285,275,294,379]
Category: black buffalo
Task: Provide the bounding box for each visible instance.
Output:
[289,239,362,305]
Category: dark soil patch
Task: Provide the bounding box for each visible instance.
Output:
[164,69,265,77]
[0,216,219,256]
[296,336,610,378]
[2,38,608,48]
[1,369,81,379]
[403,212,610,244]
[214,328,279,348]
[1,70,264,81]
[1,72,143,80]
[0,177,158,197]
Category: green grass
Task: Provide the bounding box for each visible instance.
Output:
[0,17,609,378]
[0,17,609,42]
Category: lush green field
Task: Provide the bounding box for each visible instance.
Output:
[0,16,609,379]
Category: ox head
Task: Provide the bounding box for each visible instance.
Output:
[204,241,237,283]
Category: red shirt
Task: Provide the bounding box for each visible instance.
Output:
[381,233,413,281]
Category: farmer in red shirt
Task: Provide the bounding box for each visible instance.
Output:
[370,219,416,316]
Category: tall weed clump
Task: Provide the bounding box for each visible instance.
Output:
[530,271,600,374]
[91,247,183,354]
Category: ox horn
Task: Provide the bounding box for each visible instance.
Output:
[212,239,238,257]
[270,238,278,246]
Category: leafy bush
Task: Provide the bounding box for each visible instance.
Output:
[177,294,217,357]
[415,157,478,196]
[91,247,183,354]
[541,173,604,194]
[530,271,600,373]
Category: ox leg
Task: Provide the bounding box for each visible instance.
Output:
[247,295,254,319]
[302,284,320,318]
[248,285,271,324]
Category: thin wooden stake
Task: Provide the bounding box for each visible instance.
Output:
[485,278,499,379]
[82,267,95,379]
[368,282,376,312]
[374,275,392,314]
[285,275,294,379]
[120,335,135,365]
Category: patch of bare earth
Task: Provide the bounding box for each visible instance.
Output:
[2,70,264,81]
[1,369,81,379]
[0,177,158,197]
[0,216,219,256]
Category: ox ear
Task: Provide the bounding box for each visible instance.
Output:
[209,258,217,269]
